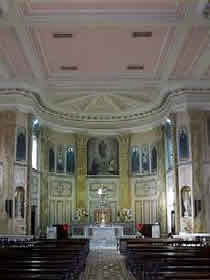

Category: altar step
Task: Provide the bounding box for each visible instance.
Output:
[81,249,135,280]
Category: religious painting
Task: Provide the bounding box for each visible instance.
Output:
[179,127,189,160]
[49,147,55,172]
[87,137,119,175]
[131,146,140,174]
[16,127,26,161]
[141,144,150,174]
[66,146,75,174]
[151,145,157,173]
[56,144,65,173]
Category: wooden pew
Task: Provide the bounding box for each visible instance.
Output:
[124,238,210,280]
[0,239,89,280]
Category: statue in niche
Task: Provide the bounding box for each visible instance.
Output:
[16,127,26,161]
[66,147,75,173]
[181,186,192,217]
[131,147,140,173]
[179,127,189,160]
[49,147,55,172]
[15,186,24,218]
[151,146,157,172]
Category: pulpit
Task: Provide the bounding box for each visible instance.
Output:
[94,208,112,224]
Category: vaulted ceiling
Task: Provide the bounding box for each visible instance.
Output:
[0,0,210,133]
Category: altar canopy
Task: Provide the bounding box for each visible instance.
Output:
[94,208,112,224]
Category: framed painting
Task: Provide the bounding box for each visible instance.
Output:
[87,137,119,175]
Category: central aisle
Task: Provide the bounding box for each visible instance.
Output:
[81,249,135,280]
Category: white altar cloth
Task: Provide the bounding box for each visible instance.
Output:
[85,225,123,249]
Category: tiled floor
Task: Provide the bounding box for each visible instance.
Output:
[81,249,135,280]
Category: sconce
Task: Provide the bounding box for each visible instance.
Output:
[5,200,13,218]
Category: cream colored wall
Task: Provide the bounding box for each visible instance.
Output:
[0,111,29,234]
[130,127,167,234]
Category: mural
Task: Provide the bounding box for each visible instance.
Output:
[179,127,189,160]
[87,138,119,175]
[16,127,26,161]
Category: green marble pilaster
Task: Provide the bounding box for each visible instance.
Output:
[118,134,131,209]
[157,128,167,234]
[171,114,180,233]
[26,114,33,235]
[39,127,49,233]
[75,134,88,210]
[190,112,205,232]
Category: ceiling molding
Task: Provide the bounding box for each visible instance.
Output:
[0,86,210,133]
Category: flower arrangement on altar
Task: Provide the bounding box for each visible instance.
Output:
[118,208,132,222]
[74,208,88,221]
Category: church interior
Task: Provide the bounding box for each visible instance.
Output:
[0,1,210,279]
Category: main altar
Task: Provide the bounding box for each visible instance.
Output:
[84,225,123,248]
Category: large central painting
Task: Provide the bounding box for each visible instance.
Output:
[87,137,119,175]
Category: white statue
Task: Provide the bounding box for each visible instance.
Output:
[183,190,191,217]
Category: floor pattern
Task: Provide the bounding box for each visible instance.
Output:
[81,249,135,280]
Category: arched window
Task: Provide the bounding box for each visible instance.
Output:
[49,147,55,172]
[151,145,157,172]
[16,127,26,161]
[179,127,189,160]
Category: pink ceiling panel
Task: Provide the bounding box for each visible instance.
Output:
[36,26,168,75]
[171,27,210,78]
[0,28,32,77]
[28,0,177,11]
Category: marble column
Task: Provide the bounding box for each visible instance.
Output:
[171,114,181,233]
[157,128,167,234]
[39,127,49,233]
[76,134,88,211]
[118,134,131,209]
[26,114,33,234]
[190,112,205,232]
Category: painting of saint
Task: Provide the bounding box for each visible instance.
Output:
[87,138,119,175]
[131,147,140,173]
[179,127,189,160]
[16,127,26,161]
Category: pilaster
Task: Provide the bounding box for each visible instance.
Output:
[76,134,88,209]
[118,134,131,209]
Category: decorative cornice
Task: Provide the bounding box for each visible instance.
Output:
[0,86,210,133]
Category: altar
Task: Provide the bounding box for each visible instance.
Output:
[85,225,123,248]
